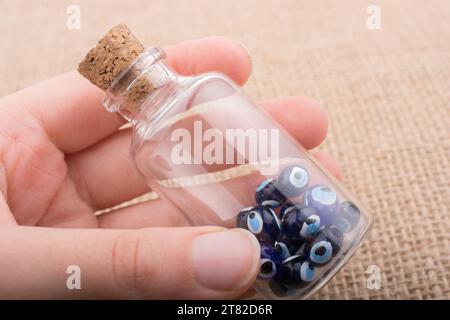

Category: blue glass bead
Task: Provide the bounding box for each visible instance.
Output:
[255,179,287,208]
[279,201,294,220]
[307,225,343,266]
[261,245,282,264]
[275,233,305,257]
[292,242,309,257]
[334,201,360,233]
[304,185,340,225]
[259,259,278,280]
[297,260,315,284]
[276,255,302,285]
[300,215,321,239]
[276,255,316,287]
[258,245,282,279]
[280,204,321,241]
[277,165,309,197]
[236,206,281,244]
[274,241,291,261]
[269,279,290,297]
[309,240,333,265]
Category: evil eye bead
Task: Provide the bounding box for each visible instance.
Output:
[292,242,308,257]
[276,255,302,285]
[259,259,278,280]
[334,217,352,234]
[304,185,340,225]
[259,245,281,280]
[325,225,344,253]
[335,201,360,233]
[237,207,261,233]
[299,214,321,239]
[269,279,290,297]
[309,240,333,265]
[307,225,344,265]
[277,165,310,197]
[298,260,315,283]
[255,179,287,208]
[274,241,291,261]
[279,201,294,220]
[261,245,282,265]
[237,207,263,234]
[280,204,320,240]
[236,206,281,244]
[276,255,315,287]
[276,233,305,256]
[247,210,263,234]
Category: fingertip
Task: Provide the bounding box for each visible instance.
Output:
[311,150,343,180]
[165,37,252,86]
[192,228,259,295]
[263,96,328,149]
[228,229,261,298]
[230,40,253,85]
[233,228,261,279]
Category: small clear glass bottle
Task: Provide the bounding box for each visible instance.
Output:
[103,47,372,299]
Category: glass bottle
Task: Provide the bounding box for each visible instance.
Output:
[103,47,372,299]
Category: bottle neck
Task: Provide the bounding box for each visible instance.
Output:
[103,47,179,122]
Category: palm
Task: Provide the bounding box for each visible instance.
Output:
[0,115,97,227]
[0,71,151,229]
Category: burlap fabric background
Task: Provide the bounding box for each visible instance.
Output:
[0,0,449,299]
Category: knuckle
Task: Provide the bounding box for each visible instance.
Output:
[112,229,161,296]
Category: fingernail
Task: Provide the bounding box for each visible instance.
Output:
[192,229,260,291]
[236,41,251,59]
[236,41,253,75]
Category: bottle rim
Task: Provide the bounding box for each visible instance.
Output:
[103,47,166,113]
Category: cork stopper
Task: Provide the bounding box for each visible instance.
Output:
[78,24,145,91]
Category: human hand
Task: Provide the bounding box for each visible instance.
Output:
[0,37,341,299]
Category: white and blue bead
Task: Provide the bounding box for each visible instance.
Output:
[304,185,340,225]
[280,204,321,240]
[258,245,282,279]
[277,165,310,197]
[276,255,316,287]
[236,206,281,245]
[334,201,360,233]
[307,225,343,266]
[255,178,287,208]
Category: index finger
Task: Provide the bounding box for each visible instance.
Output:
[0,37,252,154]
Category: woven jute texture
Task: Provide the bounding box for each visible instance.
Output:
[0,0,449,299]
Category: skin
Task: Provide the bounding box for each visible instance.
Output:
[0,37,342,299]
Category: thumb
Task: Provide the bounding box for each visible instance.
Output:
[0,226,260,299]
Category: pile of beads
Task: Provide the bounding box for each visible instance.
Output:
[236,165,361,294]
